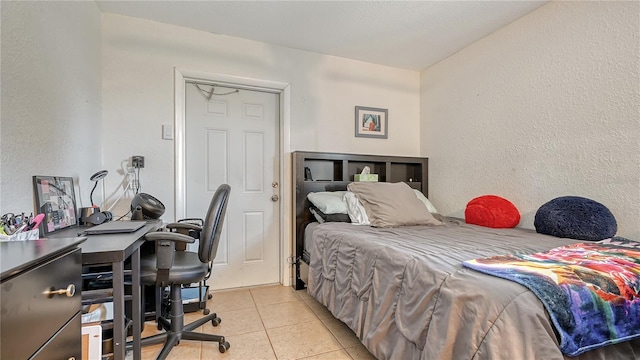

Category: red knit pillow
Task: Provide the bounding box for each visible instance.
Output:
[465,195,520,228]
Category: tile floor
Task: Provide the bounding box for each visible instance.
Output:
[137,285,377,360]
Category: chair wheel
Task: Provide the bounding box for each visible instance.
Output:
[207,293,213,299]
[211,317,221,326]
[219,341,230,353]
[203,308,210,315]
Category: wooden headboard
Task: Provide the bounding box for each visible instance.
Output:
[292,151,429,289]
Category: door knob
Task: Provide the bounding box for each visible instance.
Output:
[272,182,279,188]
[271,195,279,202]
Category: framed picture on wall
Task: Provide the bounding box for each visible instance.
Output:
[32,175,78,235]
[355,106,388,139]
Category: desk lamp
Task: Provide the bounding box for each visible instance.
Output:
[89,170,108,207]
[79,170,108,225]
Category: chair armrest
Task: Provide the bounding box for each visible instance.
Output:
[166,221,203,244]
[166,222,202,232]
[178,217,204,226]
[145,231,196,243]
[144,232,196,286]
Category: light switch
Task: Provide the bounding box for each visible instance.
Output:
[162,124,174,140]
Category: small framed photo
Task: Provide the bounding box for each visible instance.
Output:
[32,175,78,235]
[355,106,388,139]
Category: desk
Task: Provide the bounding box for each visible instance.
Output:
[49,220,162,360]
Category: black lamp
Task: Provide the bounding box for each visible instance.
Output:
[78,170,108,225]
[89,170,108,207]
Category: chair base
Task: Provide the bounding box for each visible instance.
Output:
[139,284,230,360]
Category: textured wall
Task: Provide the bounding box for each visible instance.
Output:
[1,2,102,213]
[421,1,640,239]
[101,13,420,220]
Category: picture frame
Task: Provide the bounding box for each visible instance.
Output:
[355,106,388,139]
[32,175,78,235]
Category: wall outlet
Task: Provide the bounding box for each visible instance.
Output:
[132,155,145,168]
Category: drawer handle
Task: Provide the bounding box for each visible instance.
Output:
[43,284,75,298]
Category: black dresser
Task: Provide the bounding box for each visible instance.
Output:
[1,237,86,359]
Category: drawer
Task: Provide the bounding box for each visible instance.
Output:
[30,312,82,360]
[1,248,82,360]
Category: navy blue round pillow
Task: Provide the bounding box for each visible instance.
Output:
[534,196,617,241]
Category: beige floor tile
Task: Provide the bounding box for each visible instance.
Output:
[209,288,256,312]
[140,339,201,360]
[139,312,219,339]
[201,330,277,360]
[345,343,377,360]
[182,310,211,332]
[298,349,353,360]
[135,285,373,360]
[200,306,264,336]
[141,343,164,360]
[267,319,342,360]
[320,316,361,348]
[140,320,164,338]
[303,298,334,320]
[257,300,318,329]
[250,284,300,306]
[295,288,314,301]
[184,308,209,321]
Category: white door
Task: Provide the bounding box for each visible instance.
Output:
[185,83,280,290]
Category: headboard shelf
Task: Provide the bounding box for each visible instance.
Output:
[292,151,429,289]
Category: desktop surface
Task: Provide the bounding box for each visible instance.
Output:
[46,220,162,264]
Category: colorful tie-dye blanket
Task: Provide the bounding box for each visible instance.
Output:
[463,237,640,356]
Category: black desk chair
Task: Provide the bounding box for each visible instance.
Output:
[161,216,213,317]
[140,184,231,359]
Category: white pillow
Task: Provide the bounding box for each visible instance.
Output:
[307,191,348,214]
[413,189,438,214]
[343,192,370,225]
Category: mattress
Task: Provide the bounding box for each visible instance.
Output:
[305,217,640,360]
[303,221,320,261]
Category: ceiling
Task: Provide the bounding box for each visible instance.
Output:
[95,0,550,71]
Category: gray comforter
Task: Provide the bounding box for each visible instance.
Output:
[306,218,640,360]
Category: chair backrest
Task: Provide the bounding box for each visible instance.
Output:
[199,184,231,263]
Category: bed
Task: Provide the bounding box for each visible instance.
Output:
[292,151,640,360]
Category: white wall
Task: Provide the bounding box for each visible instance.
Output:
[0,1,102,214]
[101,14,421,221]
[421,1,640,239]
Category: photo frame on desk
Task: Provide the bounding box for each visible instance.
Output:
[32,175,78,235]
